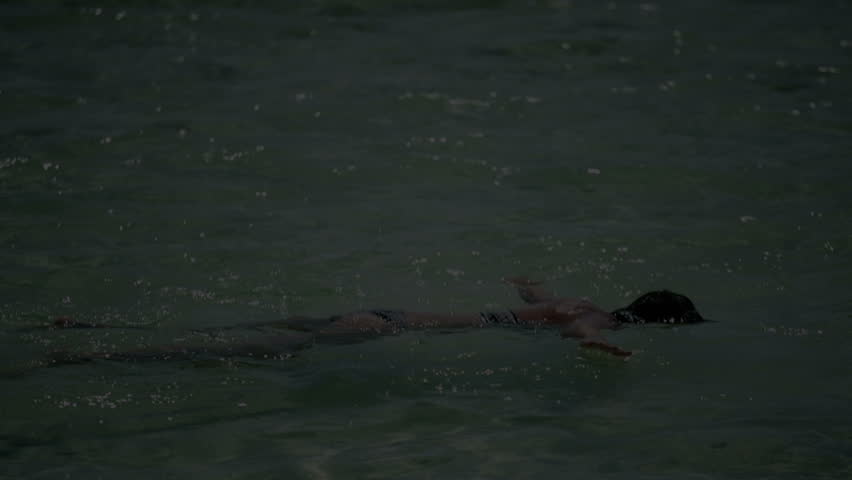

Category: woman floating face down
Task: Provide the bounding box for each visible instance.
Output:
[46,277,709,364]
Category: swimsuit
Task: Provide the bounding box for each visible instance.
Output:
[479,310,521,326]
[370,309,521,327]
[331,309,522,328]
[367,309,407,326]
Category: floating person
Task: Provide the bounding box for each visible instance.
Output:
[45,276,709,364]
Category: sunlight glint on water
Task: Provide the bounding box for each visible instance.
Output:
[1,1,850,478]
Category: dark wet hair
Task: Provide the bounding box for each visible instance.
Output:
[611,290,706,324]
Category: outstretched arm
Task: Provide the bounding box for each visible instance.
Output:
[503,276,556,304]
[561,312,632,357]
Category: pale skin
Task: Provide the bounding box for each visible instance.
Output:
[46,276,631,365]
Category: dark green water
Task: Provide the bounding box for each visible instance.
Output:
[1,1,850,478]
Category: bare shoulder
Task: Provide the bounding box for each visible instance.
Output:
[553,297,600,312]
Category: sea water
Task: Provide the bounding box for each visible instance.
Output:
[1,1,850,478]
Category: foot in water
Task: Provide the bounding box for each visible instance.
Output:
[47,350,94,365]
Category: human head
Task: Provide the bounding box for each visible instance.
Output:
[611,290,706,324]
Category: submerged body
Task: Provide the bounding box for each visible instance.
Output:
[46,277,708,364]
[315,294,626,354]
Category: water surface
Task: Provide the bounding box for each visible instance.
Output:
[1,1,850,478]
